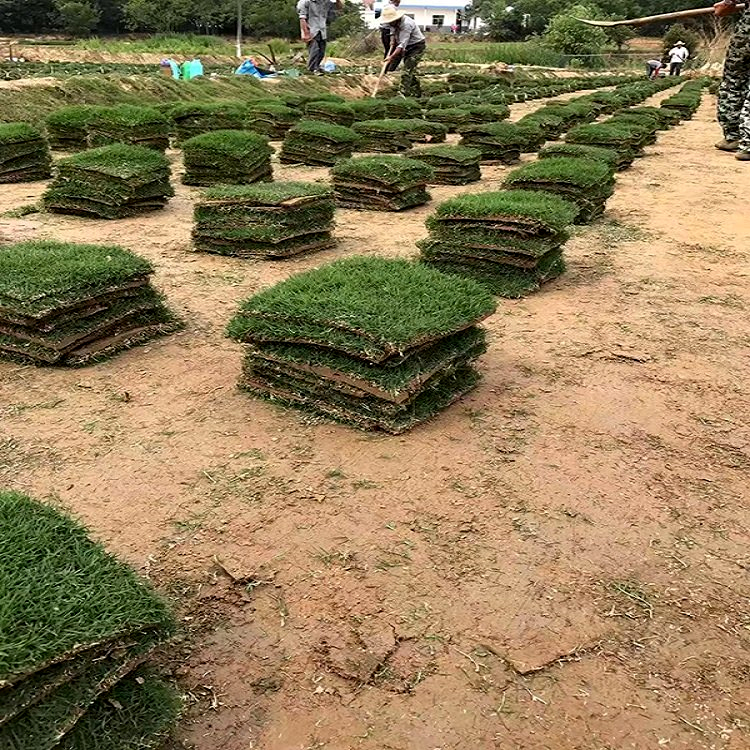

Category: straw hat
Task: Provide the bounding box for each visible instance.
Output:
[676,40,685,45]
[381,6,405,23]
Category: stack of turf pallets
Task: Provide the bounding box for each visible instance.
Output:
[0,490,181,750]
[0,123,51,183]
[538,142,620,171]
[516,110,566,140]
[0,240,180,365]
[605,114,658,146]
[280,120,360,166]
[193,182,335,259]
[618,105,681,129]
[410,145,481,185]
[246,103,299,139]
[459,104,511,124]
[422,108,471,133]
[304,100,356,127]
[458,122,525,164]
[352,120,448,152]
[504,156,615,224]
[169,101,247,144]
[43,144,173,219]
[418,189,578,297]
[227,256,496,433]
[350,99,387,122]
[332,155,432,211]
[45,105,101,151]
[182,130,272,186]
[565,122,645,170]
[86,104,170,151]
[382,97,423,119]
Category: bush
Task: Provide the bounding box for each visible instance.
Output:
[57,1,100,37]
[542,5,608,59]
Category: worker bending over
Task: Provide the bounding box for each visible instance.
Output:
[382,6,427,98]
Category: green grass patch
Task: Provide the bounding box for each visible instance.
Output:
[281,119,360,166]
[182,129,272,186]
[86,105,170,151]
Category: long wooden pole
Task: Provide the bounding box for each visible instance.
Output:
[371,60,389,98]
[235,0,243,58]
[576,4,745,27]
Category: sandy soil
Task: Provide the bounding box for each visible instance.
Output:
[1,92,749,750]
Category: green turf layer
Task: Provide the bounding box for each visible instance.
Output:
[182,130,272,186]
[86,105,170,151]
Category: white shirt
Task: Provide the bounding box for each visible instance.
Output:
[669,46,689,63]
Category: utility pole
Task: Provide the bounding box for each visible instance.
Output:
[236,0,243,58]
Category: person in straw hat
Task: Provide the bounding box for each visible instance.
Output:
[667,40,689,76]
[382,5,427,97]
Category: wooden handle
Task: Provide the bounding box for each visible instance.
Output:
[371,61,389,99]
[576,4,745,27]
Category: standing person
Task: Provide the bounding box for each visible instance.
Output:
[380,0,402,72]
[668,41,689,75]
[297,0,341,75]
[646,58,665,79]
[714,0,750,159]
[382,6,427,98]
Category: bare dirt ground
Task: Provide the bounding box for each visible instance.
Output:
[1,93,749,750]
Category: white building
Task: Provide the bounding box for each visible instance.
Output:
[365,0,476,32]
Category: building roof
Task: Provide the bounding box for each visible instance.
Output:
[373,0,469,8]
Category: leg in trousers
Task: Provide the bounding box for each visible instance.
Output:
[718,11,750,142]
[401,45,425,98]
[307,32,326,73]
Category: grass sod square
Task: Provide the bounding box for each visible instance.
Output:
[380,97,423,119]
[169,100,248,144]
[457,104,511,124]
[516,111,566,139]
[246,103,299,139]
[85,105,170,151]
[0,491,175,688]
[565,122,647,167]
[280,120,361,166]
[538,143,621,170]
[182,130,273,187]
[240,361,482,434]
[0,123,51,182]
[617,106,680,129]
[227,256,496,363]
[57,671,181,750]
[350,99,388,121]
[409,145,481,185]
[45,106,103,151]
[422,108,471,132]
[247,326,487,404]
[43,143,173,219]
[331,155,433,211]
[458,122,526,163]
[304,100,356,127]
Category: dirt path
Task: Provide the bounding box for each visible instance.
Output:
[1,94,749,750]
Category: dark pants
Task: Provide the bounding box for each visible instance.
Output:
[669,61,683,76]
[646,63,661,79]
[307,32,326,73]
[381,27,400,71]
[401,41,426,98]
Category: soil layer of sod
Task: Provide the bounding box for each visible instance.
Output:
[331,156,433,211]
[0,122,52,183]
[193,181,335,259]
[409,145,482,185]
[0,240,181,365]
[182,130,273,186]
[0,491,180,749]
[228,256,495,432]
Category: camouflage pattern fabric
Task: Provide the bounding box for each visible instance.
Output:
[401,43,425,98]
[718,10,750,149]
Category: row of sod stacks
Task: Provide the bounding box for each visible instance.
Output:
[246,103,299,139]
[280,120,360,166]
[660,81,705,118]
[565,121,645,170]
[0,241,180,365]
[0,490,180,749]
[352,120,448,153]
[458,122,525,164]
[350,99,387,122]
[332,156,432,211]
[182,130,272,186]
[86,105,170,151]
[304,101,356,127]
[43,144,173,219]
[193,182,335,259]
[419,190,577,297]
[503,156,615,224]
[538,142,621,171]
[410,145,481,185]
[227,257,496,433]
[45,105,100,151]
[0,123,51,183]
[169,101,247,144]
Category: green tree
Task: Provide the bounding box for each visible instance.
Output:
[605,23,634,51]
[123,0,188,31]
[329,1,366,39]
[482,4,528,41]
[244,0,298,38]
[542,4,609,57]
[662,23,700,58]
[57,1,100,36]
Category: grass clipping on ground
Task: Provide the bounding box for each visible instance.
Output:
[0,490,181,750]
[419,189,578,298]
[0,240,181,365]
[193,181,335,258]
[227,256,495,433]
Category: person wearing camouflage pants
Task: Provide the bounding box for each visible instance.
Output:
[382,6,427,98]
[715,1,750,160]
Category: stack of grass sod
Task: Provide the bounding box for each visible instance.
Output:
[459,104,511,125]
[280,120,360,166]
[193,182,335,259]
[45,105,102,151]
[418,189,577,297]
[43,144,173,219]
[538,142,621,171]
[350,99,387,122]
[381,97,423,119]
[410,145,481,185]
[535,100,598,129]
[616,105,681,130]
[169,101,247,144]
[458,122,525,164]
[332,155,432,211]
[227,256,496,433]
[0,123,52,183]
[660,83,704,118]
[0,240,180,365]
[352,119,448,152]
[564,122,645,170]
[85,104,170,151]
[503,156,615,224]
[303,100,356,127]
[0,490,181,749]
[515,110,566,141]
[246,102,299,139]
[182,130,272,186]
[422,108,471,133]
